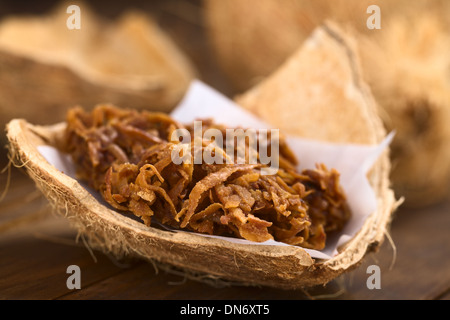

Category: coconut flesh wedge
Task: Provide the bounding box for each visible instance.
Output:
[6,23,398,289]
[0,2,196,146]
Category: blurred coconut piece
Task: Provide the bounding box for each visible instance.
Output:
[204,0,402,92]
[5,23,398,289]
[357,14,450,207]
[204,0,446,92]
[0,2,196,142]
[205,0,450,206]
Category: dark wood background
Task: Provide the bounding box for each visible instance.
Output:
[0,0,449,300]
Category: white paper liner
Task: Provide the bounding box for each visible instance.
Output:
[37,80,393,260]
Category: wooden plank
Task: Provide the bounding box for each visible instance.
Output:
[58,261,315,300]
[330,197,450,300]
[438,290,450,300]
[0,213,130,299]
[0,166,49,226]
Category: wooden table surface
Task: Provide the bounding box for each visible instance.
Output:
[1,0,449,301]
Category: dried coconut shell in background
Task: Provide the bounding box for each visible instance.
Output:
[356,13,450,207]
[204,0,450,206]
[204,0,403,92]
[6,23,398,289]
[0,2,196,150]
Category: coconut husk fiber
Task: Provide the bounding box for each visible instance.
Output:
[5,23,399,290]
[0,1,196,153]
[204,0,450,207]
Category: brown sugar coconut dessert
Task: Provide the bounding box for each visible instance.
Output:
[63,104,351,250]
[6,23,398,289]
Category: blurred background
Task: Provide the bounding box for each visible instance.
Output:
[0,0,229,150]
[0,0,449,300]
[0,0,222,87]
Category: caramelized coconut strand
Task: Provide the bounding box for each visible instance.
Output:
[65,105,351,250]
[180,164,257,228]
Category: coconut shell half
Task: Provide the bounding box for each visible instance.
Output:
[5,23,398,289]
